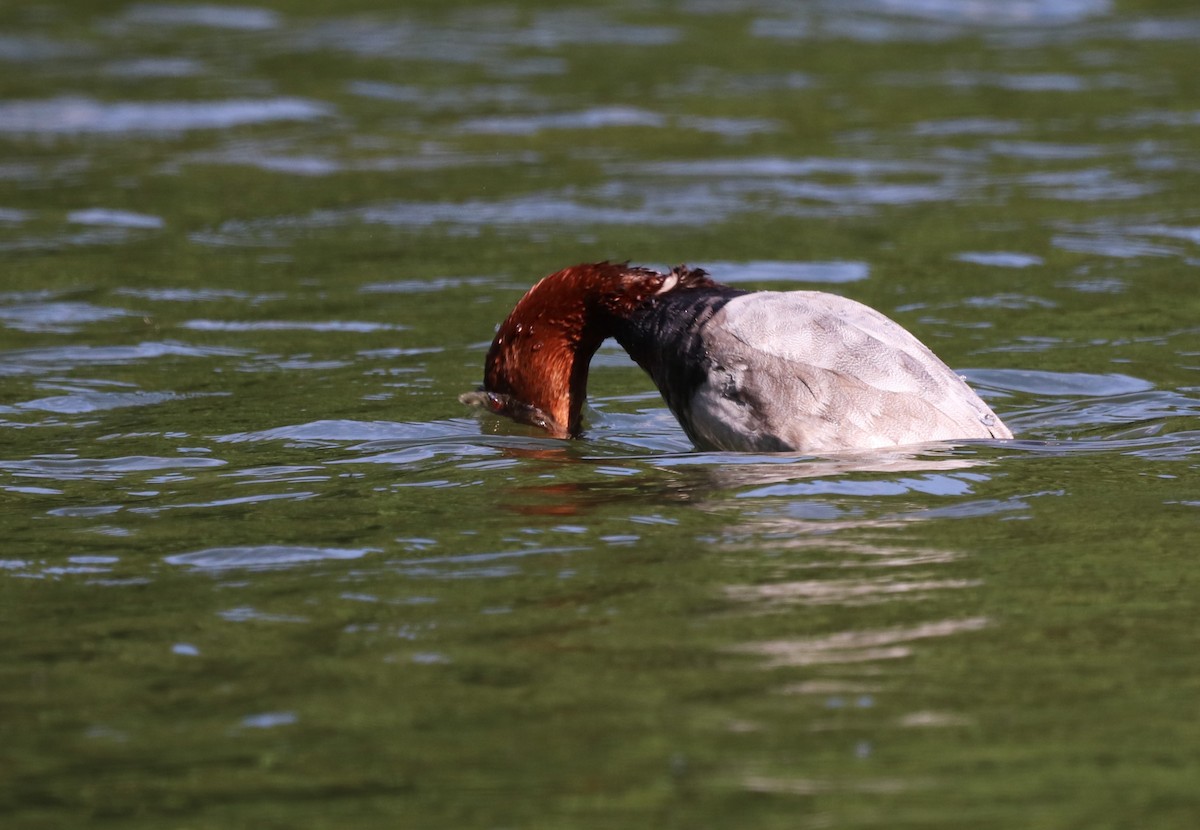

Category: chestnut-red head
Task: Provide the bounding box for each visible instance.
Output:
[466,262,714,437]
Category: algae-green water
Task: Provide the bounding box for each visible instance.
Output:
[3,1,1200,827]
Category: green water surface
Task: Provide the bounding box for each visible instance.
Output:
[2,1,1200,828]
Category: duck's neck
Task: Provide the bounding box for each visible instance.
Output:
[481,263,724,436]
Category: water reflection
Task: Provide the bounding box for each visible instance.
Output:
[166,545,376,571]
[458,107,667,135]
[117,4,281,31]
[0,301,131,334]
[193,166,976,244]
[0,97,331,135]
[347,80,544,110]
[1052,219,1200,260]
[0,342,245,377]
[0,33,90,61]
[458,108,779,137]
[290,8,678,66]
[742,775,925,796]
[216,418,488,446]
[103,57,206,78]
[0,455,225,481]
[13,385,189,415]
[733,617,990,667]
[748,0,1113,44]
[698,260,870,284]
[4,1,1200,824]
[955,251,1044,268]
[171,139,537,178]
[726,576,982,606]
[68,208,164,229]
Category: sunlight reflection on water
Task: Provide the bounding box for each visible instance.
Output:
[733,617,991,667]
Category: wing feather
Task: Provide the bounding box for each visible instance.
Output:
[688,292,1009,452]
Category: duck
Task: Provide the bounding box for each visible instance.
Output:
[462,262,1012,452]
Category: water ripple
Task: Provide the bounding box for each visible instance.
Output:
[346,80,544,111]
[457,107,666,135]
[0,455,226,481]
[181,319,403,333]
[0,97,332,136]
[623,156,946,178]
[12,387,191,415]
[1053,233,1179,259]
[166,545,377,571]
[0,34,91,61]
[955,251,1044,268]
[104,57,206,78]
[988,140,1106,160]
[118,4,281,31]
[725,576,982,606]
[195,190,751,243]
[0,302,131,334]
[749,0,1113,44]
[0,342,247,377]
[68,209,164,229]
[1022,168,1157,201]
[969,368,1155,397]
[1011,390,1200,434]
[172,139,537,177]
[861,0,1110,26]
[733,617,991,667]
[699,261,870,284]
[1051,220,1200,260]
[737,472,982,500]
[216,418,483,445]
[911,117,1023,136]
[194,168,956,243]
[359,276,495,294]
[116,287,282,303]
[291,9,678,67]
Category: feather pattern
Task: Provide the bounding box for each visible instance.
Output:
[644,290,1010,451]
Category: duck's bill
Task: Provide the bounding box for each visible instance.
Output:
[459,389,564,436]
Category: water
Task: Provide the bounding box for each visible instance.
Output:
[3,1,1200,827]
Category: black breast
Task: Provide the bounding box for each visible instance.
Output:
[610,286,745,423]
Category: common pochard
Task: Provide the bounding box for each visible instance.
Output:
[463,262,1012,452]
